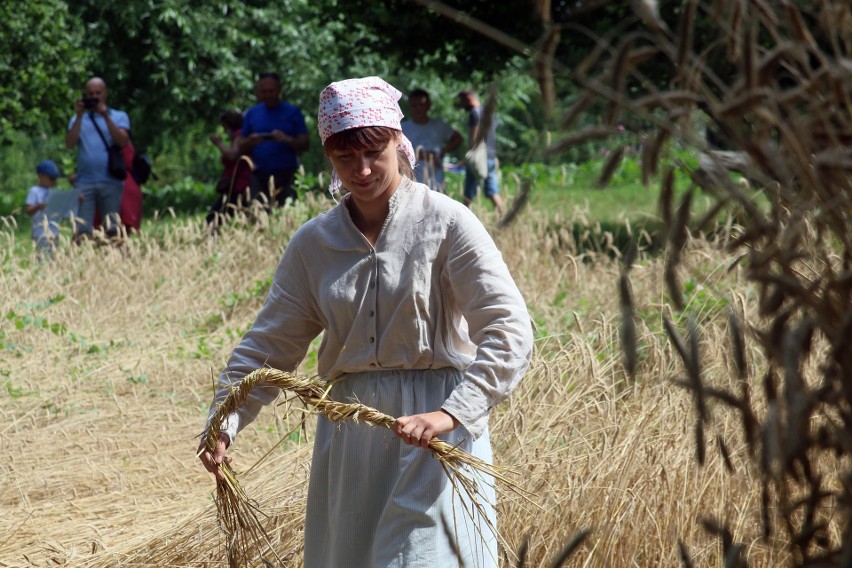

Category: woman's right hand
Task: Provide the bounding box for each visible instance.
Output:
[197,432,232,481]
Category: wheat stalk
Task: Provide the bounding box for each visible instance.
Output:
[204,367,521,567]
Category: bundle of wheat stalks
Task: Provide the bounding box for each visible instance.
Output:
[203,367,519,567]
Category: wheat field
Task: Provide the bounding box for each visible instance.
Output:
[0,196,805,567]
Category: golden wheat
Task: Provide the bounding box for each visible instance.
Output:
[0,193,802,566]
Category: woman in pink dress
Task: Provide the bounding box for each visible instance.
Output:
[206,109,251,228]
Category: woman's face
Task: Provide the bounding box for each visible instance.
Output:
[327,137,401,205]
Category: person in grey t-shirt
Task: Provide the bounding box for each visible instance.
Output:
[401,88,462,192]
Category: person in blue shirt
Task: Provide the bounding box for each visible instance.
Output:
[238,72,309,208]
[66,77,130,240]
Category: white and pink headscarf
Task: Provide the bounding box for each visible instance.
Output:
[318,76,416,196]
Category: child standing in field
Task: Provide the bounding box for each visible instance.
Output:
[25,160,63,255]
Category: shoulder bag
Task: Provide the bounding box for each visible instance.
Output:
[465,142,488,180]
[89,112,127,181]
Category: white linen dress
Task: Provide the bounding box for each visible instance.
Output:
[208,177,533,567]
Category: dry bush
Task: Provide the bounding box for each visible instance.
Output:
[538,0,850,565]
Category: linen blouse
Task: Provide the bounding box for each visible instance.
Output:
[211,177,533,440]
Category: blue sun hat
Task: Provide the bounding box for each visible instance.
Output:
[36,160,63,179]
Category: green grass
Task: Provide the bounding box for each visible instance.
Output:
[1,127,723,256]
[441,145,706,224]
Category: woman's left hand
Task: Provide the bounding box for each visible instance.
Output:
[393,410,459,449]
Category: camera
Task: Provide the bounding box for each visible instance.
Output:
[83,97,100,110]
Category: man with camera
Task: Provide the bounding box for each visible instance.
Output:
[238,72,309,207]
[66,76,130,240]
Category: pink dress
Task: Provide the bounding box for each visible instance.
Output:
[119,143,142,232]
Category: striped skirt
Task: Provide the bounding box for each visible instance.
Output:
[303,368,498,568]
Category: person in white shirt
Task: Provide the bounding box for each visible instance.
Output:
[401,88,463,192]
[25,160,63,254]
[199,76,533,568]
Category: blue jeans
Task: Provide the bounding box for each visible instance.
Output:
[76,182,124,235]
[463,158,499,200]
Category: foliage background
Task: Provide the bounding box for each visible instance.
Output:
[0,0,652,219]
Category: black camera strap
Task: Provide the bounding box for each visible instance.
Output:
[88,111,112,151]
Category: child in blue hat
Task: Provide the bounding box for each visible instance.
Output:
[25,160,64,254]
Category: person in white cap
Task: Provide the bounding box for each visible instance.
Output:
[199,76,533,568]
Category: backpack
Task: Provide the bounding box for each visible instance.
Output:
[131,153,153,185]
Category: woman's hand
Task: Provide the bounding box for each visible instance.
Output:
[393,410,459,449]
[197,432,232,481]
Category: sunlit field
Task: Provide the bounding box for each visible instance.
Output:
[1,193,803,566]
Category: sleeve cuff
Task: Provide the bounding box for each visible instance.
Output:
[206,411,240,445]
[441,381,491,440]
[222,412,239,444]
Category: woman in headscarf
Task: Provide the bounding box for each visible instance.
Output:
[198,76,533,567]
